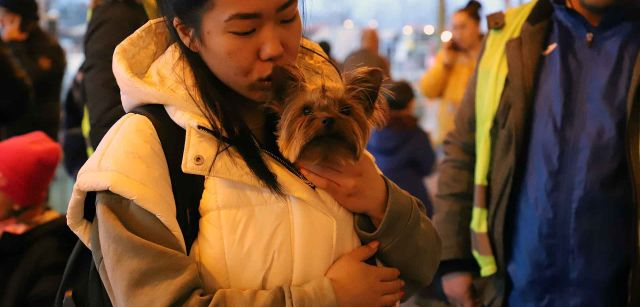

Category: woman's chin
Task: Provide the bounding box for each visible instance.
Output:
[239,88,272,103]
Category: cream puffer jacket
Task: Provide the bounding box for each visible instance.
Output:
[67,19,360,294]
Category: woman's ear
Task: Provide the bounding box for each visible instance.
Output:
[173,17,200,52]
[344,67,384,113]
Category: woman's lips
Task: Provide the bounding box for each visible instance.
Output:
[252,76,273,91]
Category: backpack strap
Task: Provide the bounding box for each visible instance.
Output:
[130,104,204,253]
[55,105,205,307]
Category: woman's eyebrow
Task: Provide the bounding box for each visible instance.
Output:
[276,0,297,13]
[225,12,260,22]
[225,0,296,22]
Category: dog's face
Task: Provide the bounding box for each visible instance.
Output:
[271,65,387,165]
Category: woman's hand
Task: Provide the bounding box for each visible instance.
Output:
[442,272,480,307]
[442,41,459,68]
[326,241,405,307]
[299,154,388,226]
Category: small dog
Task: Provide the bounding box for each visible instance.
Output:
[270,58,387,166]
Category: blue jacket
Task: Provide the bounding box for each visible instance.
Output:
[507,2,640,306]
[368,115,436,216]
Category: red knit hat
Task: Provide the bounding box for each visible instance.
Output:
[0,131,61,207]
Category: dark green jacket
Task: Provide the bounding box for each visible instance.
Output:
[433,0,640,305]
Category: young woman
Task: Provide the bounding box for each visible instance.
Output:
[66,0,441,305]
[419,0,483,147]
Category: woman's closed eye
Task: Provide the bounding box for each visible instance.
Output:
[230,28,256,37]
[280,12,298,24]
[230,14,296,37]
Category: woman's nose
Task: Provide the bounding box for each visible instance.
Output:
[259,28,285,62]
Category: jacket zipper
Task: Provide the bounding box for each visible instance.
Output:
[260,149,317,190]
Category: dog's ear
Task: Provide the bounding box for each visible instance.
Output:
[344,67,385,115]
[272,65,303,106]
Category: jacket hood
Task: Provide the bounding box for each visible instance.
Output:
[113,18,208,129]
[368,115,419,154]
[368,129,414,155]
[112,18,342,130]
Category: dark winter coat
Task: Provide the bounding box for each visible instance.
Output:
[6,27,66,140]
[83,0,148,148]
[368,114,436,217]
[0,215,76,307]
[62,68,88,178]
[0,39,33,140]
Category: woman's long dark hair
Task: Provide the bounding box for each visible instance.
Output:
[457,0,482,23]
[158,0,290,194]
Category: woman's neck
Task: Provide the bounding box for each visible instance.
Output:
[221,88,269,144]
[237,100,269,145]
[246,111,268,145]
[4,205,46,224]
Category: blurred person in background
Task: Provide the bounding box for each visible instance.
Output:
[61,68,88,179]
[82,0,155,149]
[419,0,483,147]
[0,0,65,141]
[318,39,339,69]
[368,81,436,217]
[0,131,75,307]
[0,37,33,140]
[343,28,391,77]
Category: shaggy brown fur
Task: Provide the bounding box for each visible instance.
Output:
[270,65,388,166]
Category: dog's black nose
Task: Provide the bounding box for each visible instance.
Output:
[321,117,335,127]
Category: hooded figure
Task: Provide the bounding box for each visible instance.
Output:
[0,131,75,307]
[367,81,436,216]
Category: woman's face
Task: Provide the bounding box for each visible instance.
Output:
[451,11,480,51]
[0,8,19,29]
[184,0,302,102]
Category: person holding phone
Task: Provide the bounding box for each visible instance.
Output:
[419,0,483,148]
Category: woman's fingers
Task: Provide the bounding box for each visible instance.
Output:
[300,163,346,180]
[377,266,401,281]
[380,291,405,306]
[378,279,405,295]
[347,241,380,261]
[299,161,363,195]
[299,168,336,190]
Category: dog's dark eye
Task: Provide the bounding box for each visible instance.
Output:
[340,105,352,115]
[302,106,313,116]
